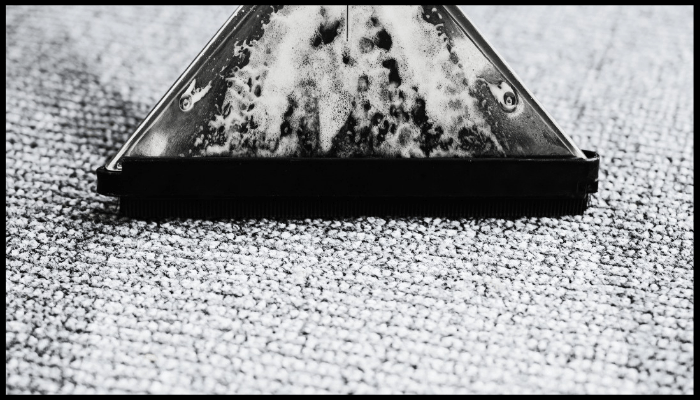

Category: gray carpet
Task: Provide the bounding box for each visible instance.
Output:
[5,6,694,394]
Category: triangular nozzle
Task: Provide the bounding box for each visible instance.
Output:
[105,5,585,171]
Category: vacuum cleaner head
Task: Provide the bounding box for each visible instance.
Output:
[96,5,599,219]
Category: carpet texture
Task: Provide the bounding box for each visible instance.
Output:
[5,6,694,394]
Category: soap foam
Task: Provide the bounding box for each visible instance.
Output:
[200,5,508,157]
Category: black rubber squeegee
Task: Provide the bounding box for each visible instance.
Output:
[96,5,599,219]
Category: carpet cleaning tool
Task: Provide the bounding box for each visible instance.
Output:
[96,5,599,218]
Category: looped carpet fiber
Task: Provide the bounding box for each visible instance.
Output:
[6,6,694,394]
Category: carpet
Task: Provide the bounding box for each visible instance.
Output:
[6,6,694,394]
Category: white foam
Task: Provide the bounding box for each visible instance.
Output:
[207,5,507,157]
